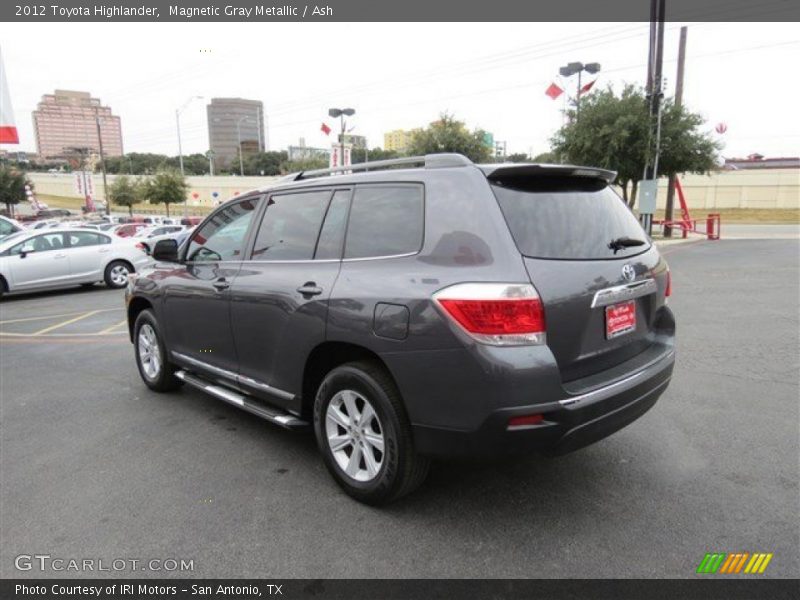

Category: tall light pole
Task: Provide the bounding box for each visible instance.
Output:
[236,116,252,176]
[558,62,601,119]
[93,107,110,216]
[175,95,203,177]
[328,108,355,167]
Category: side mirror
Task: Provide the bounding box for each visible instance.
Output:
[20,244,35,258]
[152,238,179,262]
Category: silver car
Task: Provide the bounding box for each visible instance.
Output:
[0,228,153,297]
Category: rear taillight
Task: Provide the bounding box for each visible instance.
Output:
[665,269,672,299]
[433,283,546,346]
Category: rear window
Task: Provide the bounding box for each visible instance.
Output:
[491,176,650,260]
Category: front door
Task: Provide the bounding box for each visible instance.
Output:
[6,232,71,290]
[162,196,261,380]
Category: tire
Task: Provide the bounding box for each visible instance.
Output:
[314,361,430,505]
[133,309,182,392]
[104,260,132,289]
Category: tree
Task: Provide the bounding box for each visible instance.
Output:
[408,113,492,163]
[245,151,288,176]
[141,170,188,217]
[351,147,400,164]
[108,175,142,216]
[0,166,28,216]
[507,152,532,163]
[550,84,720,207]
[280,157,329,174]
[532,151,559,164]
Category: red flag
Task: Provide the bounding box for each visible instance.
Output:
[580,79,596,94]
[545,83,563,100]
[0,47,19,144]
[320,122,331,135]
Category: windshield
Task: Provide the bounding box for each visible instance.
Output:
[491,176,650,260]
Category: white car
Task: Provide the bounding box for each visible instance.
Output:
[0,215,25,240]
[133,225,186,253]
[0,228,153,297]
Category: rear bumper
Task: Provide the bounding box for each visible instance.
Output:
[412,346,674,458]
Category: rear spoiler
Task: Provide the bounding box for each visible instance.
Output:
[479,163,617,183]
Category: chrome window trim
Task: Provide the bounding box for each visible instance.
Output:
[342,251,419,262]
[590,278,658,308]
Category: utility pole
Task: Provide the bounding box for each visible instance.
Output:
[94,109,110,216]
[663,26,687,238]
[641,0,666,235]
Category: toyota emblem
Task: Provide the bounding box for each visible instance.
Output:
[622,264,636,282]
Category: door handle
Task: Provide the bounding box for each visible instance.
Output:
[296,282,323,296]
[99,248,110,253]
[54,254,67,259]
[212,278,230,291]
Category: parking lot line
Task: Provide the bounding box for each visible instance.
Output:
[0,308,122,325]
[98,319,128,334]
[31,310,102,335]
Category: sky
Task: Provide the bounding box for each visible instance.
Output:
[1,21,799,160]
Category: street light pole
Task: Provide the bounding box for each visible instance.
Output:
[237,116,251,176]
[176,95,204,177]
[94,108,110,216]
[328,108,355,168]
[558,61,601,120]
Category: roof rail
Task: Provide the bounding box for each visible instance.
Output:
[284,153,473,182]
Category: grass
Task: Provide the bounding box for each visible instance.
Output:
[35,194,212,217]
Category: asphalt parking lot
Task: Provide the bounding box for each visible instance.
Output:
[1,236,798,579]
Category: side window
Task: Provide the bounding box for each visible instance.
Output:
[186,198,258,262]
[10,233,65,255]
[0,220,16,236]
[314,189,351,260]
[251,190,331,260]
[67,232,109,247]
[344,185,424,259]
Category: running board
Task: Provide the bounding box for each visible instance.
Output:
[174,370,309,430]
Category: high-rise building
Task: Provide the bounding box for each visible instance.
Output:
[207,98,265,172]
[32,90,123,159]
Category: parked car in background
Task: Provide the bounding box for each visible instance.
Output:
[0,228,152,297]
[112,223,148,238]
[180,216,203,227]
[134,225,186,254]
[36,208,73,219]
[0,215,25,240]
[125,154,675,504]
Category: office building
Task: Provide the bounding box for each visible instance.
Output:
[32,90,123,159]
[207,98,265,172]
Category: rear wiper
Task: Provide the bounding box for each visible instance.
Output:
[608,236,646,254]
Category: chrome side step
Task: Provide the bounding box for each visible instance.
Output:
[174,370,309,430]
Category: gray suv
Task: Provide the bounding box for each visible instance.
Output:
[126,154,675,504]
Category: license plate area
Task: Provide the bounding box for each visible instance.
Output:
[605,300,636,339]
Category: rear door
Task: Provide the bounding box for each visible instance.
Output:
[229,187,349,409]
[63,231,113,282]
[490,172,668,382]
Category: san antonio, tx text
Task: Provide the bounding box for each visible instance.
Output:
[16,584,281,596]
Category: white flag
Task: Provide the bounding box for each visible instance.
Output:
[0,47,19,144]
